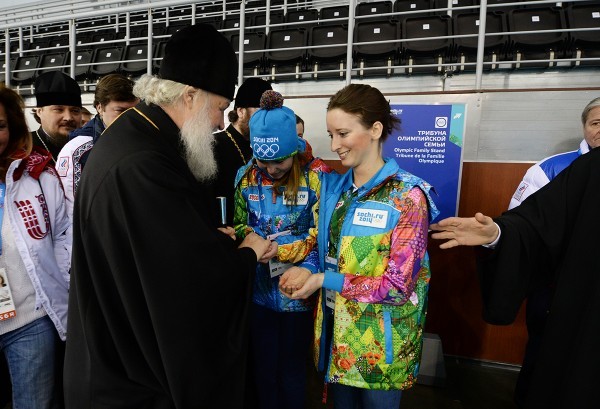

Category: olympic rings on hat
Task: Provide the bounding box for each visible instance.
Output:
[253,143,280,158]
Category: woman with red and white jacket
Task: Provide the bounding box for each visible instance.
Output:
[0,84,71,409]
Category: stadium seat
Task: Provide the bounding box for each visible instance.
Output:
[356,1,394,22]
[286,8,319,28]
[48,34,69,49]
[401,14,453,74]
[488,0,522,12]
[221,14,252,32]
[11,54,40,84]
[195,15,221,29]
[231,31,267,77]
[265,27,308,81]
[166,19,191,35]
[64,49,93,79]
[353,20,399,77]
[394,0,433,20]
[91,31,116,44]
[252,9,285,32]
[453,11,509,71]
[27,39,49,53]
[196,3,222,16]
[244,0,264,12]
[152,40,168,73]
[432,0,478,16]
[39,52,67,75]
[308,24,349,79]
[129,10,149,23]
[566,2,600,67]
[508,6,568,69]
[76,32,94,47]
[169,5,193,20]
[319,5,349,25]
[121,44,149,76]
[90,46,124,78]
[0,57,16,80]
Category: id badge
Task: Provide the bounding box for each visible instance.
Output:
[325,256,337,309]
[0,268,17,321]
[268,258,293,278]
[267,230,293,278]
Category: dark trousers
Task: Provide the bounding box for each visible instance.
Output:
[250,303,314,409]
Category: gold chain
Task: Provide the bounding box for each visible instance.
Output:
[35,130,56,164]
[225,129,247,165]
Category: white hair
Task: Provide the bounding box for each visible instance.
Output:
[133,74,187,107]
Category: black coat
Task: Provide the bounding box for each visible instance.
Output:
[64,102,257,409]
[479,147,600,409]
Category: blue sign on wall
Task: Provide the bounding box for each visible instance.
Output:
[382,104,465,222]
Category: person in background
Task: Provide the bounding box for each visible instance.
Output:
[0,84,71,409]
[234,90,331,409]
[63,24,273,409]
[430,146,600,408]
[295,114,304,138]
[509,97,599,209]
[56,73,139,222]
[213,77,272,226]
[79,107,93,127]
[31,71,82,163]
[506,96,600,408]
[281,84,438,409]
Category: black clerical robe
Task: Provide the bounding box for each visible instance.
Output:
[31,127,62,161]
[64,102,257,409]
[212,124,253,226]
[479,147,600,409]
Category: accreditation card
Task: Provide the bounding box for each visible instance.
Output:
[267,230,293,278]
[0,268,17,321]
[325,256,337,309]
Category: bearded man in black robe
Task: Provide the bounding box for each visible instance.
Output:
[64,24,274,409]
[430,147,600,409]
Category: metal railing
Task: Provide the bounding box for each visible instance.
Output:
[0,0,598,92]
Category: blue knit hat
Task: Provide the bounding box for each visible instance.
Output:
[250,90,306,161]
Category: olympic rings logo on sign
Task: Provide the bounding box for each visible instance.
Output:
[253,143,280,158]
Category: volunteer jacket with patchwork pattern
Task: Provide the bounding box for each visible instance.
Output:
[315,158,438,390]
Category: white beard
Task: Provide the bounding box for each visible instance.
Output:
[180,102,218,182]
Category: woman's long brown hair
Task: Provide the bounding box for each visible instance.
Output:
[0,84,32,181]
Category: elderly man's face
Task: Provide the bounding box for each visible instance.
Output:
[38,105,82,142]
[583,106,600,149]
[188,92,230,133]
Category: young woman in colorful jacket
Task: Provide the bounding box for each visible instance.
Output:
[234,90,331,409]
[281,84,439,409]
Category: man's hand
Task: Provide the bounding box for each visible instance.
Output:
[430,212,499,249]
[239,232,272,261]
[217,226,236,240]
[258,241,278,263]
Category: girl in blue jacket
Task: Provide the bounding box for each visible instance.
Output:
[234,90,331,409]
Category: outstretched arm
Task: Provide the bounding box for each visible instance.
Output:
[430,212,499,249]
